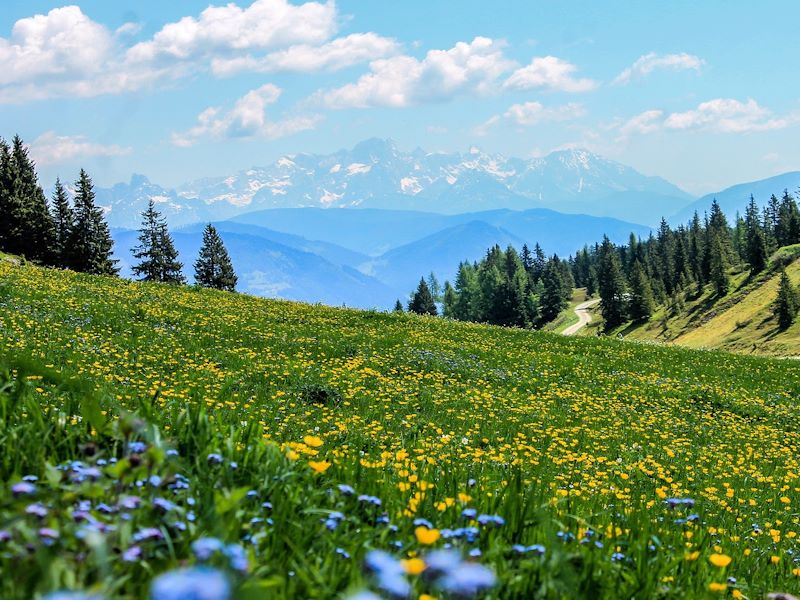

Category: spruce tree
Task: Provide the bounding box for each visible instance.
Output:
[68,169,118,275]
[0,139,15,254]
[744,195,768,274]
[628,260,655,322]
[709,234,730,296]
[442,281,457,318]
[539,258,567,324]
[50,178,73,268]
[774,269,799,330]
[453,262,480,321]
[194,224,237,291]
[408,277,437,315]
[393,299,404,312]
[132,200,185,284]
[597,236,628,331]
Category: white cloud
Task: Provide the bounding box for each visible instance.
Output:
[617,99,799,138]
[320,37,515,109]
[126,0,336,63]
[0,6,114,87]
[476,101,585,135]
[210,33,399,76]
[0,2,388,103]
[28,131,131,166]
[614,52,704,85]
[172,84,321,146]
[503,56,597,92]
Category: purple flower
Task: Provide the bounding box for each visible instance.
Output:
[357,494,382,507]
[461,508,477,520]
[133,527,164,543]
[438,562,496,597]
[338,484,355,496]
[39,528,60,545]
[0,530,11,543]
[123,545,143,562]
[192,537,224,561]
[223,544,248,573]
[26,503,49,518]
[11,481,36,496]
[129,441,147,453]
[476,514,505,527]
[206,453,223,465]
[150,567,230,600]
[153,498,176,513]
[119,496,142,510]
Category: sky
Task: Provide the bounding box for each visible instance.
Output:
[2,0,799,196]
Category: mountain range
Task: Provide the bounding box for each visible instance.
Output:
[97,139,694,228]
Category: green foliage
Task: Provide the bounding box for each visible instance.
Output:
[68,169,118,276]
[133,200,185,284]
[194,224,237,291]
[408,277,437,315]
[774,269,799,329]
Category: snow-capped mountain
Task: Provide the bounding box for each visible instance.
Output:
[98,139,694,228]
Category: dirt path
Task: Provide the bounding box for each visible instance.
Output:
[562,298,600,336]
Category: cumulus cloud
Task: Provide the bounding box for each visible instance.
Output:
[28,131,131,166]
[0,2,392,103]
[319,37,515,109]
[171,84,321,146]
[503,56,597,92]
[476,101,586,135]
[126,0,336,63]
[614,52,704,85]
[210,33,399,76]
[617,99,798,138]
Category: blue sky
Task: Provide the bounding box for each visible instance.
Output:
[2,0,799,196]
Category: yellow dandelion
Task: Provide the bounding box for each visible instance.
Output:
[415,526,441,545]
[709,553,731,568]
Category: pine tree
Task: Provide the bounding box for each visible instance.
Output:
[50,178,73,268]
[628,260,655,322]
[774,269,799,330]
[539,258,567,324]
[132,199,185,284]
[709,234,729,297]
[68,169,118,275]
[453,262,480,321]
[408,277,437,315]
[597,236,628,331]
[0,138,16,254]
[442,281,457,318]
[744,195,768,274]
[426,272,442,303]
[194,224,237,291]
[393,299,404,312]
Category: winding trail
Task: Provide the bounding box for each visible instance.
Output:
[562,298,601,336]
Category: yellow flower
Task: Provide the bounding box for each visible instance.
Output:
[792,567,800,576]
[286,449,299,461]
[709,553,732,568]
[685,551,700,561]
[770,555,780,564]
[420,595,437,600]
[401,558,426,575]
[415,526,441,545]
[708,582,727,593]
[304,435,324,448]
[732,590,744,599]
[308,460,331,474]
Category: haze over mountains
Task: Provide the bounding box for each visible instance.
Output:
[100,138,800,309]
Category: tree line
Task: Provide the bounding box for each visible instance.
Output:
[406,194,800,331]
[0,134,237,292]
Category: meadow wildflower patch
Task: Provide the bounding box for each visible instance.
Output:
[1,261,799,598]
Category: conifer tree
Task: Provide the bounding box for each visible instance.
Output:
[50,178,73,268]
[68,169,118,275]
[442,281,457,318]
[0,138,16,254]
[597,236,628,331]
[774,269,799,330]
[744,195,768,274]
[132,199,185,284]
[393,299,404,312]
[408,277,437,315]
[709,234,729,296]
[628,260,655,322]
[539,258,567,323]
[194,224,237,291]
[453,262,481,321]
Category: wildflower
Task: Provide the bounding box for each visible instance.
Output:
[415,527,441,545]
[304,435,324,448]
[122,545,143,562]
[358,494,382,507]
[129,441,147,453]
[308,460,331,474]
[461,508,477,520]
[192,537,225,560]
[133,527,164,543]
[338,484,355,496]
[708,582,727,593]
[665,498,695,509]
[150,567,230,600]
[413,518,434,529]
[770,555,780,564]
[11,481,36,496]
[26,503,49,518]
[438,562,497,597]
[39,528,60,545]
[153,498,176,513]
[476,514,505,527]
[223,544,248,573]
[709,554,732,568]
[401,557,426,575]
[206,453,223,465]
[336,547,351,559]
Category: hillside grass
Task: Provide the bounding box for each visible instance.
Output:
[1,260,800,598]
[623,248,800,357]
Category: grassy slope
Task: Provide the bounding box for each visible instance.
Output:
[619,246,800,357]
[2,260,800,598]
